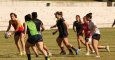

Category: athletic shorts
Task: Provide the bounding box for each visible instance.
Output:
[27,34,43,44]
[58,34,68,39]
[15,31,23,36]
[92,34,100,41]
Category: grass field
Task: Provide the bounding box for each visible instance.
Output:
[0,28,115,60]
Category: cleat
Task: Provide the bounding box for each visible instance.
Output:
[106,46,110,52]
[85,52,90,56]
[91,51,95,54]
[96,56,100,58]
[48,52,52,57]
[75,49,79,55]
[19,52,23,56]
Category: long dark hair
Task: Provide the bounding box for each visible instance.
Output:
[86,13,92,19]
[76,15,82,23]
[25,14,32,21]
[54,11,63,16]
[55,11,65,21]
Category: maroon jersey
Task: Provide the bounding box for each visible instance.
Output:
[82,23,91,38]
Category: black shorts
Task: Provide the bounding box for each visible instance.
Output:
[27,34,43,44]
[15,31,23,36]
[58,34,68,38]
[92,34,100,41]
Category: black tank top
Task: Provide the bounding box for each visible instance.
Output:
[33,19,43,32]
[73,21,83,33]
[56,18,68,35]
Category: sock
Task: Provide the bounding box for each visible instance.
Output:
[71,46,77,52]
[45,56,49,60]
[78,47,81,49]
[27,54,31,60]
[61,47,65,52]
[68,49,73,53]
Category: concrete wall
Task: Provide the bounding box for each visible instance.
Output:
[0,1,115,31]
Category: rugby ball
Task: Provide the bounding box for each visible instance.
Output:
[5,32,11,39]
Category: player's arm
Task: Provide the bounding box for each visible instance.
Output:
[23,22,27,35]
[6,20,11,32]
[93,21,98,32]
[50,24,57,29]
[50,24,58,35]
[73,22,76,32]
[52,29,58,35]
[23,22,27,39]
[40,22,45,32]
[92,26,96,34]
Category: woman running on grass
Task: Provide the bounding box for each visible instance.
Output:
[73,15,85,50]
[24,14,50,60]
[51,11,78,55]
[86,13,110,58]
[31,12,52,57]
[82,16,95,55]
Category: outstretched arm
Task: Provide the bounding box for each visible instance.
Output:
[52,29,58,35]
[50,24,57,29]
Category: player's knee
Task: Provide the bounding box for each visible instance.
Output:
[25,44,30,50]
[65,43,70,47]
[38,46,44,51]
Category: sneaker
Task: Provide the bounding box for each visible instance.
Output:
[22,51,26,55]
[48,52,52,56]
[19,52,23,56]
[106,46,110,52]
[91,51,95,54]
[95,55,100,58]
[85,52,90,56]
[35,54,39,57]
[60,51,66,55]
[75,49,79,55]
[78,49,81,51]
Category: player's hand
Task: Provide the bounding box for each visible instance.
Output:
[50,26,53,29]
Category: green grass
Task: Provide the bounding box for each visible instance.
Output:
[0,28,115,60]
